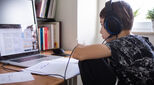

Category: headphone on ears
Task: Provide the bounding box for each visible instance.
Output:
[104,0,123,37]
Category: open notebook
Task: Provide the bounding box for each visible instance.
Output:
[24,57,79,79]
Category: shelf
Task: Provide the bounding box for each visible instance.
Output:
[37,18,56,22]
[131,32,154,35]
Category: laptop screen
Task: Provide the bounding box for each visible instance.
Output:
[0,0,38,57]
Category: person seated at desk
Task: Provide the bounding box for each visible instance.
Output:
[72,0,154,85]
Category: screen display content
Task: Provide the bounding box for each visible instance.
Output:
[0,0,38,56]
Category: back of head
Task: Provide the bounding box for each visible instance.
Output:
[100,0,134,35]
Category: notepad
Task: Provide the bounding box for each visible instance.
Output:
[0,71,34,84]
[24,57,80,79]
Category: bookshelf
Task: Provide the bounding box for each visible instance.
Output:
[37,21,61,51]
[36,0,78,50]
[35,0,61,51]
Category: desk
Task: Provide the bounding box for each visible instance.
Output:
[0,63,64,85]
[0,51,77,85]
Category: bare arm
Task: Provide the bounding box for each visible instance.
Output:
[71,44,111,61]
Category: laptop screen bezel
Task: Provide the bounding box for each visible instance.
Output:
[0,0,40,60]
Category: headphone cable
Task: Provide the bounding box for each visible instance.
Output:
[63,45,78,80]
[102,35,113,44]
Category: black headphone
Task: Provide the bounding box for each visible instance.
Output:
[104,0,123,38]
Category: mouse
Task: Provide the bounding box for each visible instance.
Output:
[52,48,70,56]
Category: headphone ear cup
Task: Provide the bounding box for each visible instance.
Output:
[104,16,122,35]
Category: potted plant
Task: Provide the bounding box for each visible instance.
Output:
[133,8,140,17]
[146,8,154,30]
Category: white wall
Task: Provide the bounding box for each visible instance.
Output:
[55,0,99,50]
[55,0,77,50]
[95,0,106,44]
[77,0,97,45]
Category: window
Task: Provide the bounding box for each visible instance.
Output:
[125,0,154,32]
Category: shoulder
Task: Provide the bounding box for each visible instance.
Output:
[105,35,152,59]
[105,34,154,63]
[106,35,148,48]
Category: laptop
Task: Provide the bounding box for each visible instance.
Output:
[0,0,61,67]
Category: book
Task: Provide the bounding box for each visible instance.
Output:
[37,28,41,50]
[45,0,51,18]
[39,0,48,18]
[35,0,42,17]
[47,0,56,18]
[40,27,44,51]
[46,24,54,49]
[52,22,60,48]
[43,27,49,50]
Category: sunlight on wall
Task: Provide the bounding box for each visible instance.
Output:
[77,0,97,45]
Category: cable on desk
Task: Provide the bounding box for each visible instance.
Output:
[63,45,78,83]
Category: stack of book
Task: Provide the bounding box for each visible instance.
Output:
[38,22,60,51]
[35,0,56,19]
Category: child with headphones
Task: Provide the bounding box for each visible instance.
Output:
[72,0,154,85]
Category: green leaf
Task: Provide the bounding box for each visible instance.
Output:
[133,8,140,17]
[146,8,154,20]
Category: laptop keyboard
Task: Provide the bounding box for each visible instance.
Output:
[10,55,47,63]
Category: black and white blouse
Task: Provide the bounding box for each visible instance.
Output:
[106,35,154,85]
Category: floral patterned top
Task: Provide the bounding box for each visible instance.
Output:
[106,35,154,85]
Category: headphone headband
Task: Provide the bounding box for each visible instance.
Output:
[104,0,122,35]
[105,0,112,15]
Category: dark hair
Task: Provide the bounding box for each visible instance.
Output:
[100,1,134,30]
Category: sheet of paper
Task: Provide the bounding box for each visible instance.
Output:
[50,57,79,64]
[24,57,79,79]
[0,71,34,84]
